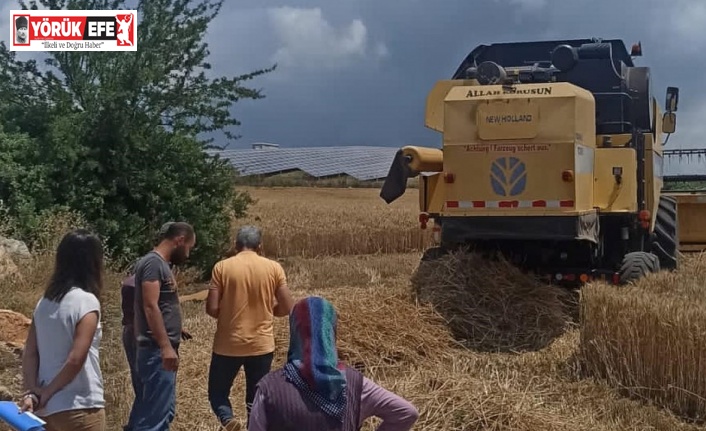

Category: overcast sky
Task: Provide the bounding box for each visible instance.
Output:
[2,0,706,174]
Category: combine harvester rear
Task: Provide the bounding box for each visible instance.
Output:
[380,38,706,285]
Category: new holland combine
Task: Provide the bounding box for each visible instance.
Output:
[380,38,706,285]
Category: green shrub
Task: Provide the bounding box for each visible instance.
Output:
[0,0,273,275]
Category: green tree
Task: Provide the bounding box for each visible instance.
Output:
[0,0,273,273]
[0,126,51,234]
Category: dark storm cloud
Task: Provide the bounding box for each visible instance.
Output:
[201,0,706,161]
[2,0,705,174]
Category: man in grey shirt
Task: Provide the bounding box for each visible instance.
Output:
[126,222,196,431]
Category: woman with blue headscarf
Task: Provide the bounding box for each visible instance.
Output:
[248,296,419,431]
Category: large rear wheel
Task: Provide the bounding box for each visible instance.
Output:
[651,195,679,271]
[619,251,660,284]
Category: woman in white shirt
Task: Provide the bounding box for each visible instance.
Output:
[19,228,106,431]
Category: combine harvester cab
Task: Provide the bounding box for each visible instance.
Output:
[381,38,706,285]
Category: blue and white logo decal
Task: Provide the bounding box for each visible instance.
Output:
[490,157,527,196]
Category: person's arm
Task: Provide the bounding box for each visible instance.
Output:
[141,259,178,370]
[248,390,268,431]
[19,319,39,412]
[273,284,294,317]
[141,259,171,349]
[143,285,171,349]
[359,377,419,431]
[206,262,222,318]
[21,321,39,391]
[272,263,294,317]
[38,310,99,409]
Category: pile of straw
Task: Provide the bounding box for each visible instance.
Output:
[272,286,583,430]
[579,253,706,422]
[392,363,586,431]
[411,250,575,353]
[270,285,458,376]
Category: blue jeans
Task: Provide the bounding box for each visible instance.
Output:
[122,325,141,431]
[128,344,178,431]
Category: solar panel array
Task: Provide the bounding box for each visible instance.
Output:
[206,145,704,181]
[209,146,400,181]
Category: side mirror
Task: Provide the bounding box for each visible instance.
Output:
[662,112,676,134]
[666,87,679,112]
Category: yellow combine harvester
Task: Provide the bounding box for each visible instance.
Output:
[380,38,706,285]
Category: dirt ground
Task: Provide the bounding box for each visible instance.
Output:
[0,310,30,348]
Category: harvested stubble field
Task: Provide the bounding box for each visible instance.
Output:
[1,186,706,431]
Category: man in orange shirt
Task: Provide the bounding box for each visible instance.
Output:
[205,225,294,431]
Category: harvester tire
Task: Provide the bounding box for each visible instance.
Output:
[651,195,679,271]
[619,251,660,284]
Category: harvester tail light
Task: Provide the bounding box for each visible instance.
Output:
[562,170,574,182]
[639,210,651,230]
[555,273,591,283]
[443,172,455,183]
[419,213,429,229]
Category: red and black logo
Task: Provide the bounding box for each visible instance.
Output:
[17,13,135,46]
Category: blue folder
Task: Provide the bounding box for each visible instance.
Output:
[0,401,46,431]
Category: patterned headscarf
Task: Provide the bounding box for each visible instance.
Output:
[283,296,348,422]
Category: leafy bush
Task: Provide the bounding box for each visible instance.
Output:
[0,0,273,274]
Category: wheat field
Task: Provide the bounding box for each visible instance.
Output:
[1,186,706,431]
[234,186,432,258]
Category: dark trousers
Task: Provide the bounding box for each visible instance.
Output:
[207,351,274,427]
[122,325,141,431]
